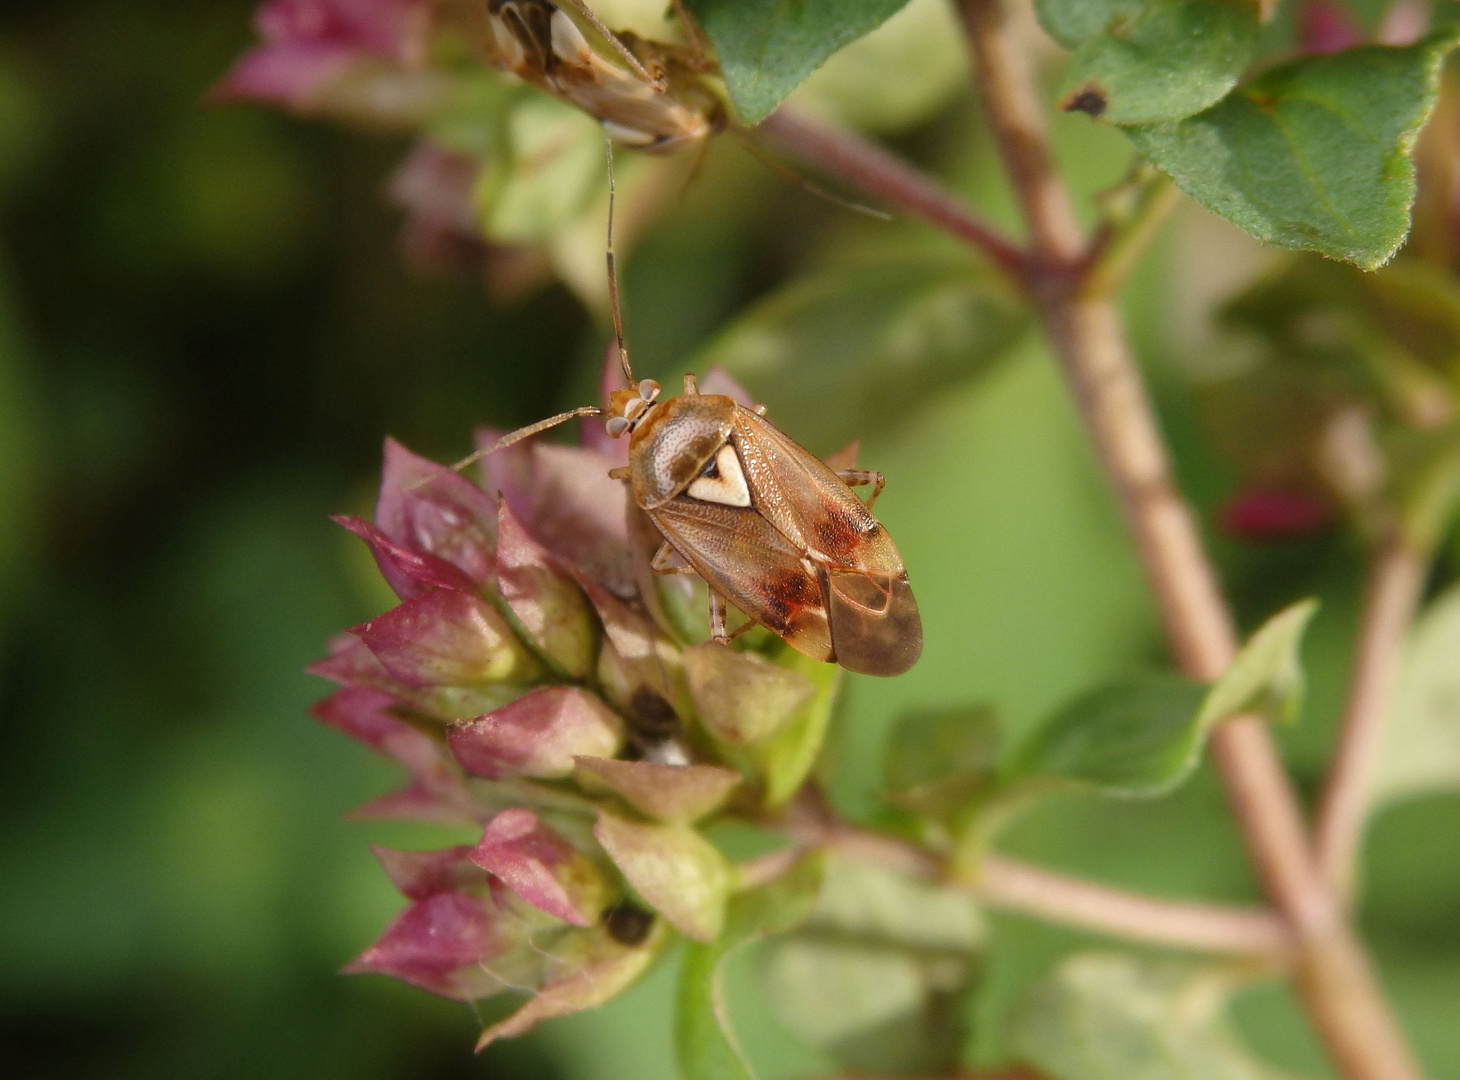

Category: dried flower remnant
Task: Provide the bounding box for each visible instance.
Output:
[311,365,841,1047]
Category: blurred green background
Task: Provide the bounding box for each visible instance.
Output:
[0,2,1456,1079]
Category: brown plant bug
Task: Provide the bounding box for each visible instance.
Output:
[484,0,725,153]
[481,0,892,218]
[454,142,922,676]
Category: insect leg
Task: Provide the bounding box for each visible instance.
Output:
[836,469,886,508]
[650,541,698,576]
[669,0,717,72]
[708,589,728,644]
[682,373,699,395]
[724,618,756,642]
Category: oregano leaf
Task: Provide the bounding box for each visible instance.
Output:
[761,858,984,1076]
[1036,0,1261,124]
[1372,582,1460,807]
[1005,600,1318,799]
[683,0,914,124]
[1196,599,1319,730]
[675,854,825,1080]
[689,254,1031,451]
[1004,674,1209,798]
[1010,952,1302,1080]
[1125,32,1460,269]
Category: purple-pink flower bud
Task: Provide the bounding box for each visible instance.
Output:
[215,0,428,107]
[376,438,498,587]
[349,588,540,687]
[448,686,623,780]
[469,809,609,927]
[1219,488,1335,541]
[343,891,506,1001]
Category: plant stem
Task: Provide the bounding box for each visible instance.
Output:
[974,853,1291,957]
[756,109,1028,284]
[779,790,1290,959]
[1081,172,1180,300]
[1315,536,1429,897]
[760,9,1429,1074]
[956,2,1421,1076]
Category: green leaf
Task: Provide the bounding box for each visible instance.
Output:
[684,0,914,124]
[883,706,1001,820]
[1372,582,1460,807]
[791,0,969,135]
[676,854,825,1080]
[761,858,984,1075]
[1009,952,1300,1080]
[1196,598,1319,730]
[1005,674,1208,797]
[1004,602,1317,798]
[758,647,842,807]
[690,255,1031,450]
[593,811,734,943]
[1125,32,1460,269]
[684,643,817,749]
[1035,0,1261,124]
[478,97,604,243]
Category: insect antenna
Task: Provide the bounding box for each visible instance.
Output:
[406,406,606,491]
[604,138,634,384]
[730,126,892,222]
[559,0,667,91]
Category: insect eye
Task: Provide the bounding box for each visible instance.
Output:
[606,416,629,438]
[638,379,660,402]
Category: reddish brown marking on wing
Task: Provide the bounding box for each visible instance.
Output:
[644,404,920,674]
[730,410,904,575]
[649,497,833,663]
[729,408,920,674]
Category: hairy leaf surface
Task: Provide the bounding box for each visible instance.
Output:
[1126,33,1460,269]
[1036,0,1260,124]
[684,0,914,124]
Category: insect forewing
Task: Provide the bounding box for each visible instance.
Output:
[731,410,907,579]
[649,496,834,662]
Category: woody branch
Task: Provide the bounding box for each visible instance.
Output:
[955,1,1418,1077]
[762,3,1427,1078]
[1315,533,1429,898]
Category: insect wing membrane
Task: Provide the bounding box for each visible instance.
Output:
[730,409,920,674]
[824,567,921,676]
[648,496,834,662]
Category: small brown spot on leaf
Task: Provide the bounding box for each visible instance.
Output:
[1063,85,1108,117]
[1246,89,1279,111]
